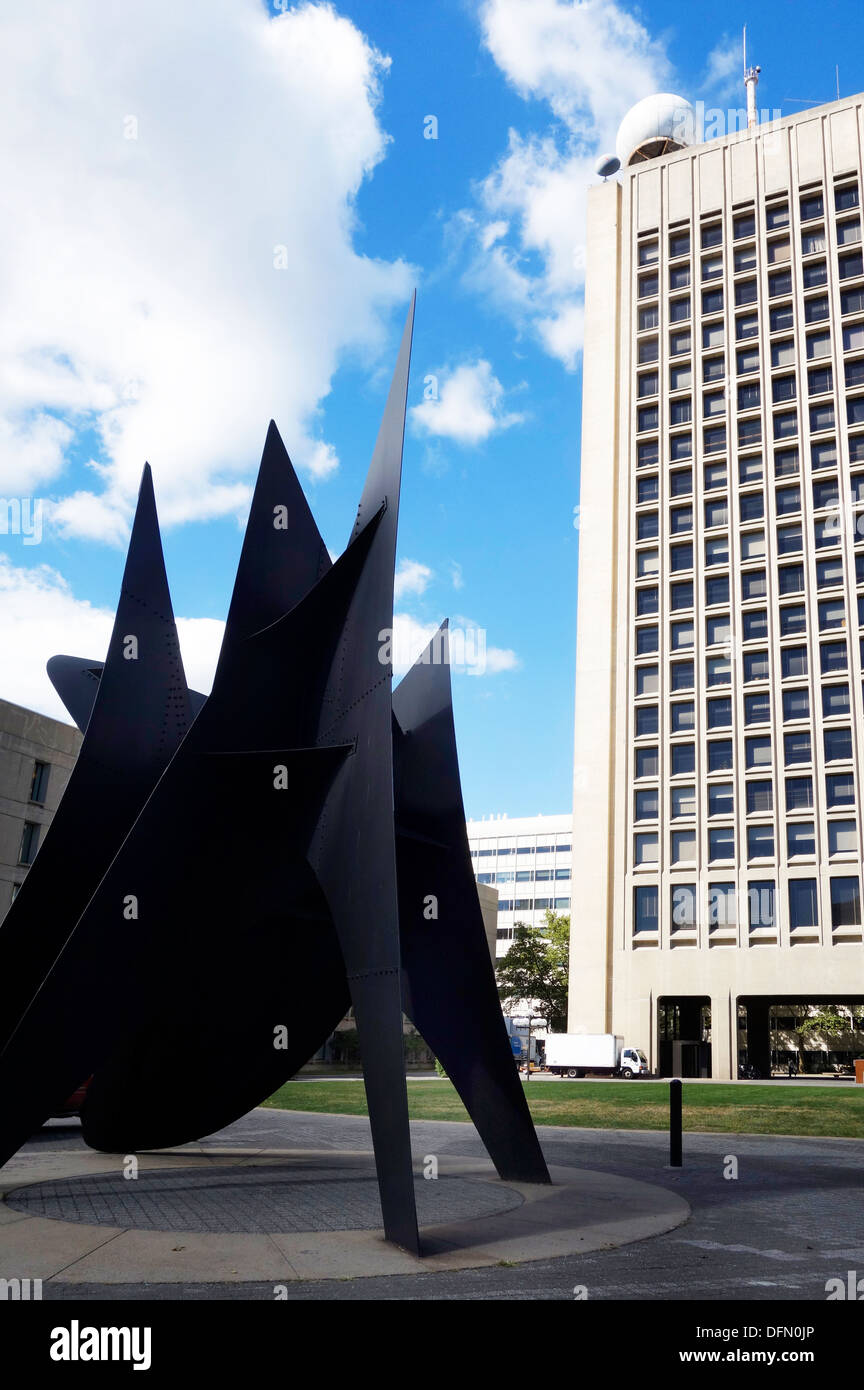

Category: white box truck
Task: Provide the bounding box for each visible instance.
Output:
[544,1034,650,1079]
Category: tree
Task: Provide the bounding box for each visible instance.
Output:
[495,910,569,1032]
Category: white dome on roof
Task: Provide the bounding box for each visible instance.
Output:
[615,93,696,167]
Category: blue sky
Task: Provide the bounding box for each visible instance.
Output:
[1,0,863,817]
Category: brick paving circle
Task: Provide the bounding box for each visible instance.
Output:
[4,1165,524,1234]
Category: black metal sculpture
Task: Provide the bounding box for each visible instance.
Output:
[0,299,549,1253]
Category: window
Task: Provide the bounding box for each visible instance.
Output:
[740,531,766,561]
[701,222,722,248]
[638,305,659,331]
[770,303,794,333]
[767,238,791,264]
[807,331,831,359]
[810,402,835,432]
[636,512,659,541]
[825,727,853,762]
[809,365,833,395]
[837,218,862,246]
[779,605,806,637]
[670,660,694,691]
[738,418,762,449]
[670,702,695,733]
[704,461,727,490]
[772,375,796,404]
[705,537,729,567]
[671,783,696,816]
[704,499,728,528]
[702,288,724,315]
[738,345,760,374]
[670,621,694,651]
[841,288,864,316]
[741,570,767,601]
[802,228,826,256]
[849,398,864,426]
[774,411,798,440]
[708,782,733,816]
[670,364,692,391]
[736,279,758,307]
[670,543,693,572]
[813,478,839,510]
[18,821,40,866]
[748,826,775,860]
[819,598,845,631]
[737,313,759,341]
[738,494,761,525]
[828,820,857,856]
[670,580,693,611]
[765,203,789,230]
[805,295,830,324]
[747,780,773,813]
[706,575,729,606]
[29,761,49,805]
[739,455,763,483]
[783,688,809,721]
[787,823,815,857]
[708,827,735,861]
[635,747,658,778]
[777,524,802,555]
[708,881,737,927]
[638,337,659,364]
[637,405,658,433]
[749,880,776,927]
[670,330,692,355]
[634,884,658,932]
[816,557,844,589]
[839,251,863,280]
[776,485,801,515]
[702,322,724,349]
[785,776,813,811]
[635,705,658,736]
[707,696,732,729]
[843,322,864,352]
[830,877,861,928]
[802,259,828,288]
[670,296,691,322]
[707,655,731,686]
[820,641,847,674]
[636,667,655,700]
[707,615,731,645]
[671,884,697,929]
[671,743,695,776]
[638,371,659,397]
[746,736,771,769]
[774,447,799,476]
[784,729,811,765]
[703,390,725,417]
[769,269,793,298]
[734,213,755,240]
[771,342,796,374]
[778,564,804,595]
[822,684,850,717]
[634,834,659,866]
[743,650,769,682]
[789,879,818,928]
[637,476,658,506]
[670,432,692,460]
[707,739,733,772]
[702,254,723,281]
[671,830,697,864]
[637,441,659,467]
[669,264,691,290]
[636,549,659,577]
[827,773,855,808]
[703,355,725,383]
[669,230,690,258]
[745,692,771,725]
[670,469,692,497]
[801,190,824,221]
[669,505,693,535]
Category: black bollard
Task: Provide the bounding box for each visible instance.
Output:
[669,1078,683,1167]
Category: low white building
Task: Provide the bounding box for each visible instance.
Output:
[466,812,572,957]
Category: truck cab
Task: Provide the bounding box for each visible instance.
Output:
[619,1047,650,1078]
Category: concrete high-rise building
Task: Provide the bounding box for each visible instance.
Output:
[0,698,81,922]
[571,88,864,1078]
[467,813,572,957]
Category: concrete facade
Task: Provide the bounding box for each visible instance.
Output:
[467,813,572,957]
[571,95,864,1077]
[0,699,81,922]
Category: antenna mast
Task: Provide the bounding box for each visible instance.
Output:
[743,26,761,131]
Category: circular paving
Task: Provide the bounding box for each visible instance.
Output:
[4,1164,523,1234]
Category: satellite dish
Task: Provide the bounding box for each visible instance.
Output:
[595,153,621,179]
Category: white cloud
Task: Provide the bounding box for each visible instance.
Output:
[410,360,525,445]
[0,554,224,720]
[394,558,433,601]
[461,0,671,367]
[450,561,464,590]
[702,36,743,103]
[389,610,519,678]
[0,0,413,540]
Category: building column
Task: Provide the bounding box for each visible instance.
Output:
[711,991,733,1080]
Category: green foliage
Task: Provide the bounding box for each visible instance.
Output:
[796,1007,851,1040]
[434,1057,448,1079]
[495,910,570,1032]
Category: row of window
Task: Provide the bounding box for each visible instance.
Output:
[637,186,861,269]
[470,843,570,857]
[477,869,571,884]
[639,250,863,300]
[638,395,864,435]
[637,519,854,575]
[635,640,864,694]
[497,897,571,912]
[635,819,858,867]
[635,685,852,735]
[633,875,861,932]
[637,558,864,618]
[636,772,855,820]
[637,478,864,525]
[636,321,864,370]
[636,727,855,777]
[637,286,864,336]
[639,357,864,400]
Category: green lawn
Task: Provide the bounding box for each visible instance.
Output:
[261,1078,864,1138]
